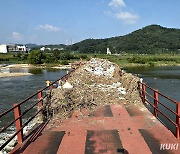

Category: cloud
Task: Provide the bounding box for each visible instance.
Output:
[12,32,23,40]
[106,0,139,24]
[37,24,60,32]
[115,11,139,24]
[108,0,126,8]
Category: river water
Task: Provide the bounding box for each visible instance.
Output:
[0,68,67,133]
[0,68,68,112]
[0,67,68,151]
[125,66,180,134]
[0,66,180,137]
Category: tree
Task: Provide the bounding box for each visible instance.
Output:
[28,50,45,64]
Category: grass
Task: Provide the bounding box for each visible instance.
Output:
[83,53,180,67]
[0,53,29,64]
[0,53,180,67]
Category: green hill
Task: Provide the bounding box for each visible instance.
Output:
[68,25,180,54]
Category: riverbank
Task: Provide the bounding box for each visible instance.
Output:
[92,54,180,68]
[0,63,71,69]
[0,53,180,78]
[0,64,71,78]
[1,53,180,69]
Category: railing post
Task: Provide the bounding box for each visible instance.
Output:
[38,90,43,108]
[13,104,23,143]
[142,83,146,104]
[176,103,180,139]
[154,90,159,117]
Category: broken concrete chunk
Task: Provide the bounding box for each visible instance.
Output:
[62,82,73,89]
[117,87,126,95]
[83,58,116,77]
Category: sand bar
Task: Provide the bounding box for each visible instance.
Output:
[0,64,71,69]
[0,64,33,69]
[0,64,71,78]
[0,72,32,78]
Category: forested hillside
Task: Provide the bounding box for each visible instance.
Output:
[67,25,180,54]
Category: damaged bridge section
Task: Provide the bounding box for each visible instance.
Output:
[42,58,142,124]
[11,58,180,154]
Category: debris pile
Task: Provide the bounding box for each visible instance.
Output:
[42,58,142,123]
[84,58,115,77]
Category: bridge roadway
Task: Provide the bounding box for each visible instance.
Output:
[11,103,180,154]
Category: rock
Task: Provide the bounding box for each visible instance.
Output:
[0,139,5,146]
[62,82,73,89]
[4,145,13,152]
[7,139,16,147]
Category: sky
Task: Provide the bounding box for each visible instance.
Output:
[0,0,180,45]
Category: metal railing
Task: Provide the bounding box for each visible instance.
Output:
[138,82,180,139]
[0,62,84,151]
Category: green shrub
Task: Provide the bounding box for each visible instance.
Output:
[148,61,155,66]
[28,50,46,64]
[60,60,69,65]
[128,56,146,64]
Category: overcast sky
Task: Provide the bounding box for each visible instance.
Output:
[0,0,180,45]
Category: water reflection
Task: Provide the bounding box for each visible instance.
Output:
[125,66,180,80]
[28,68,43,74]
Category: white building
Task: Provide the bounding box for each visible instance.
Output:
[0,44,8,53]
[40,47,52,51]
[53,48,64,51]
[16,45,27,52]
[46,48,51,51]
[40,47,45,51]
[107,47,111,55]
[0,44,29,53]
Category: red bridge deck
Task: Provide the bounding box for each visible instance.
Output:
[11,104,180,154]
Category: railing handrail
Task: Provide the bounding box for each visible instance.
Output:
[142,82,178,104]
[144,97,178,126]
[143,90,179,117]
[138,81,180,138]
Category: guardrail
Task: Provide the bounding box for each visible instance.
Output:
[138,82,180,139]
[0,62,84,151]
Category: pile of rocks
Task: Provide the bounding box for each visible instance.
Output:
[42,58,142,124]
